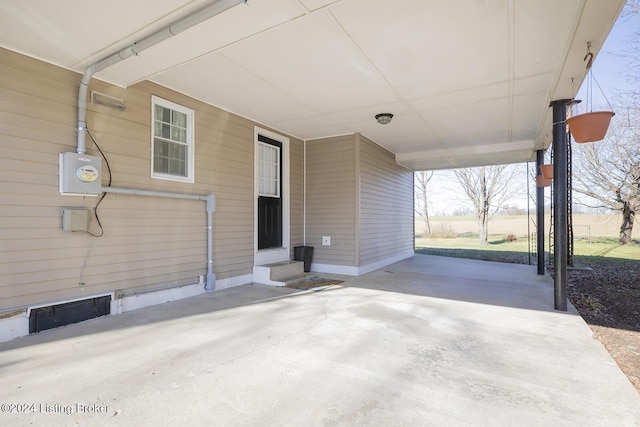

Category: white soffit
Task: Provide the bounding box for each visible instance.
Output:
[0,0,188,69]
[220,10,400,113]
[0,0,626,170]
[96,0,307,86]
[298,0,341,12]
[397,139,534,171]
[152,52,318,125]
[330,0,511,100]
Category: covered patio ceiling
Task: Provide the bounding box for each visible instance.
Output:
[0,0,625,170]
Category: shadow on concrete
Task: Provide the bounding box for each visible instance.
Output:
[0,284,339,353]
[1,254,575,354]
[338,254,571,316]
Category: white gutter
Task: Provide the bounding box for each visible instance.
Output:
[76,0,245,154]
[102,187,216,290]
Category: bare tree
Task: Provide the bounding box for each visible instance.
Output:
[454,165,522,244]
[414,171,433,237]
[624,0,640,93]
[573,118,640,244]
[570,0,639,244]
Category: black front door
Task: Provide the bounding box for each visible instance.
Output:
[258,195,282,249]
[257,135,282,250]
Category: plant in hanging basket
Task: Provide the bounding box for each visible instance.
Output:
[540,164,553,179]
[536,175,552,187]
[567,111,615,143]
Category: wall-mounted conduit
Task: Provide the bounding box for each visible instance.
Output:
[71,0,245,290]
[76,0,245,155]
[101,187,216,290]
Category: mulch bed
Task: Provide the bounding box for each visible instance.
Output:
[564,256,640,392]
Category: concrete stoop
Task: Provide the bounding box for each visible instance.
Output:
[253,261,306,286]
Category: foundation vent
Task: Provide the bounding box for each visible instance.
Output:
[29,296,111,334]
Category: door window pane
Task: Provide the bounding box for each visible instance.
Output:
[258,142,280,197]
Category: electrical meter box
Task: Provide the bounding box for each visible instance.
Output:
[59,152,102,196]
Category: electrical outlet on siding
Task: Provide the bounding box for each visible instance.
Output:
[322,236,331,246]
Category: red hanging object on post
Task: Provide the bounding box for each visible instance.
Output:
[566,42,614,143]
[540,164,553,180]
[567,111,614,143]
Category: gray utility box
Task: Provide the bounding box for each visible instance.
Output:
[59,152,102,196]
[62,208,90,232]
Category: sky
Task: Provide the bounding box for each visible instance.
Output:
[574,5,640,112]
[423,4,639,216]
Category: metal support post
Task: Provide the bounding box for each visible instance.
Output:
[536,150,545,275]
[550,99,571,311]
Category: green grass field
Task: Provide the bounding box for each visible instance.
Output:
[415,214,640,261]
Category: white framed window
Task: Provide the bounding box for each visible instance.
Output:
[258,141,280,197]
[151,96,195,183]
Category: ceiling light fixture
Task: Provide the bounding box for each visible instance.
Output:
[375,113,393,125]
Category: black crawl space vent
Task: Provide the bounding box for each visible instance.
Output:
[29,296,111,334]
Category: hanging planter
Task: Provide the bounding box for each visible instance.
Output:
[540,164,553,180]
[567,42,614,143]
[567,111,615,143]
[536,175,552,187]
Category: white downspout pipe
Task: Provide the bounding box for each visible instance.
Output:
[102,187,216,290]
[72,0,243,288]
[77,64,96,154]
[206,194,215,290]
[75,0,243,289]
[76,0,245,153]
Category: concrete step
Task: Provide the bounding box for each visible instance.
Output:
[253,261,304,286]
[269,260,304,281]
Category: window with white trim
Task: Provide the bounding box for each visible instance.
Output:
[258,141,280,197]
[151,96,194,183]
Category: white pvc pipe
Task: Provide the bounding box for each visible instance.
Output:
[303,140,307,245]
[75,0,243,289]
[102,187,216,290]
[77,64,96,154]
[92,0,244,74]
[77,0,245,153]
[205,194,215,290]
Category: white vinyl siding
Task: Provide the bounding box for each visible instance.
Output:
[152,96,194,183]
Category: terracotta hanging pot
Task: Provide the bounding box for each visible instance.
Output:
[566,111,615,143]
[540,164,553,180]
[536,175,552,188]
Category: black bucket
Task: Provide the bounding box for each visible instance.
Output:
[294,246,314,273]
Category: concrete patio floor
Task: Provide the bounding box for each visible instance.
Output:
[1,254,639,426]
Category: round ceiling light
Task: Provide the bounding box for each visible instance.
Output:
[375,113,393,125]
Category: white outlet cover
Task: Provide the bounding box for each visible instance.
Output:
[322,236,331,246]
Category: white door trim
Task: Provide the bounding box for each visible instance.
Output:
[254,127,290,265]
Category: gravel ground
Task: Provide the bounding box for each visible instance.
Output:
[416,247,640,393]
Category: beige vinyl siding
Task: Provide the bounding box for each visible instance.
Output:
[137,83,257,281]
[289,139,305,257]
[358,135,414,266]
[305,135,356,266]
[0,48,300,310]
